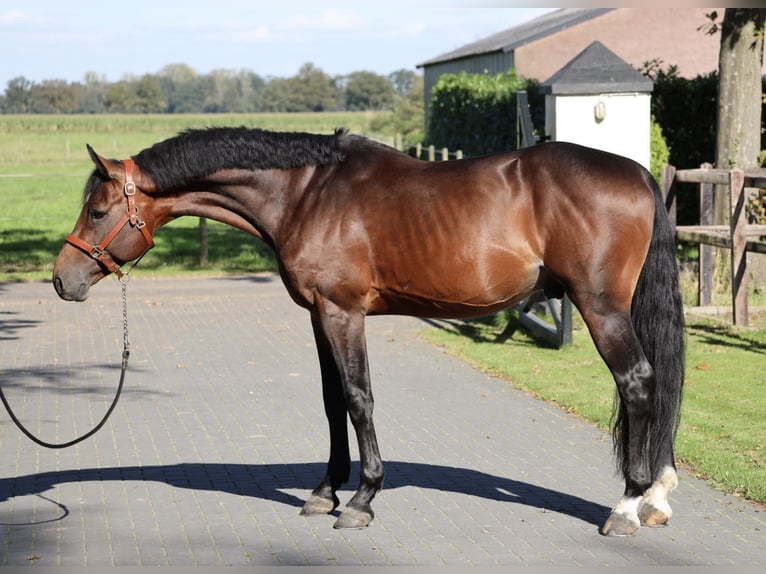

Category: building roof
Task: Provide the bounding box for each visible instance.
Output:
[541,41,654,94]
[417,8,614,67]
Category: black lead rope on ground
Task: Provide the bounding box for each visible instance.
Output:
[0,278,131,449]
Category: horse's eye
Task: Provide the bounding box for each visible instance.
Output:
[90,209,108,221]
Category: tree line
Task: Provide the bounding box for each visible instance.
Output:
[0,62,420,115]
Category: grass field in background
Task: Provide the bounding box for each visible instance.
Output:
[0,112,391,167]
[0,112,390,281]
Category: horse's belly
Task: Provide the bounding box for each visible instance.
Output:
[369,290,533,319]
[367,253,542,319]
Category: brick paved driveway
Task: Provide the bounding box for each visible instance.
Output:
[1,275,764,566]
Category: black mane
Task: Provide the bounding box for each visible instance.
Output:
[131,127,349,192]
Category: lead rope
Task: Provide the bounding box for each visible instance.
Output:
[0,276,132,449]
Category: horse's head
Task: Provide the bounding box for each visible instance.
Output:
[53,146,157,301]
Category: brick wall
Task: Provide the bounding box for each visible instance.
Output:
[516,8,744,82]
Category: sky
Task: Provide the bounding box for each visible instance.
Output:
[0,1,559,88]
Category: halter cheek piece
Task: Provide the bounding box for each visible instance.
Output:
[65,159,155,279]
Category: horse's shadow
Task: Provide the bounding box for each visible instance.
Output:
[0,461,610,529]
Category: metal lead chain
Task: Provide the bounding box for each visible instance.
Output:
[120,275,131,367]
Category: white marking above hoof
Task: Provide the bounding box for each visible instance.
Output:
[601,495,642,536]
[639,466,678,526]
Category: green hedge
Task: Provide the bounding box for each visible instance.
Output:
[426,70,541,157]
[650,114,670,184]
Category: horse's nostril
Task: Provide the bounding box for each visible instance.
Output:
[53,276,79,301]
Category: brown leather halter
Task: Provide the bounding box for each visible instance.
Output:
[65,159,154,278]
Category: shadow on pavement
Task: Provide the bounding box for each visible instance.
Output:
[0,460,609,529]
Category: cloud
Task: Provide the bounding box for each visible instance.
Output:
[382,21,428,40]
[283,9,364,32]
[0,10,42,26]
[232,25,272,43]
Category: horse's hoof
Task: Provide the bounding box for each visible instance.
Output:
[300,493,339,516]
[600,512,640,537]
[639,502,671,527]
[333,506,373,529]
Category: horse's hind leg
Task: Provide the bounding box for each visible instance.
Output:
[572,295,656,536]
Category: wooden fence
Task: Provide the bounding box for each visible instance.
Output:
[662,163,766,326]
[406,143,463,161]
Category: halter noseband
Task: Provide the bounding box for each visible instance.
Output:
[65,159,155,279]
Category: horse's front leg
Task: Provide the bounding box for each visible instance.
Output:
[300,313,352,517]
[303,301,383,529]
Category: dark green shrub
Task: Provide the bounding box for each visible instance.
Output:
[426,70,542,157]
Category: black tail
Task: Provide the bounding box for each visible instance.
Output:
[614,172,685,481]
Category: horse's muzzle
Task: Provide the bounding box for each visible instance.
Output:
[53,274,90,302]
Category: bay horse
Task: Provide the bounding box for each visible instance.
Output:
[52,127,685,537]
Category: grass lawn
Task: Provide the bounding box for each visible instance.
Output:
[422,313,766,504]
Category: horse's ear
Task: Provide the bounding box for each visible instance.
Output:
[86,144,156,193]
[86,144,121,180]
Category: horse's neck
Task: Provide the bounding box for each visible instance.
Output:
[164,166,316,244]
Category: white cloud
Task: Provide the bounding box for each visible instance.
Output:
[283,9,364,32]
[232,25,272,43]
[0,10,42,26]
[319,9,364,30]
[382,21,428,40]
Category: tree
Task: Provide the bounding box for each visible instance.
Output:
[3,76,34,113]
[371,73,425,147]
[389,69,417,97]
[292,63,341,112]
[134,74,167,113]
[711,9,765,294]
[713,9,765,216]
[81,72,107,113]
[103,80,139,112]
[260,77,294,112]
[345,71,395,111]
[29,79,80,113]
[259,63,340,112]
[203,69,264,113]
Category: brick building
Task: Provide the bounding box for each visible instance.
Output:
[417,8,761,104]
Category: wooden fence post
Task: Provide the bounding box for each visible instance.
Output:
[199,217,209,266]
[698,163,714,306]
[729,169,748,326]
